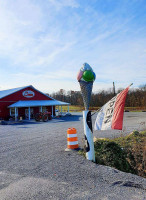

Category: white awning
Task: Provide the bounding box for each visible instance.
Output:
[8,100,70,108]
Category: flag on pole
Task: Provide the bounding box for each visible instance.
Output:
[94,85,132,130]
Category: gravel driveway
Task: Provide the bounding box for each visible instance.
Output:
[0,112,146,200]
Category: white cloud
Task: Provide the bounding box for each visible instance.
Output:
[0,0,145,92]
[0,1,43,59]
[0,0,79,72]
[47,0,79,9]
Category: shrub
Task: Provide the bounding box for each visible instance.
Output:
[94,140,135,174]
[80,130,146,177]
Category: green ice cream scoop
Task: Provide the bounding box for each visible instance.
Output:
[82,70,95,82]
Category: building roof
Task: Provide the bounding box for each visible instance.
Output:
[8,100,70,108]
[0,86,26,99]
[0,85,53,100]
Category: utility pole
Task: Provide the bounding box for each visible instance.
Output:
[113,82,116,96]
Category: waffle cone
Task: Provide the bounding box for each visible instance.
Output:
[79,80,93,110]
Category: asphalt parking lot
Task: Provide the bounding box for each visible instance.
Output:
[0,112,146,200]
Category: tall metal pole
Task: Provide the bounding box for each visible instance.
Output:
[113,82,116,96]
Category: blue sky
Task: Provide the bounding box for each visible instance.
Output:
[0,0,146,93]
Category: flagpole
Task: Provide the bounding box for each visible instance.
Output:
[91,107,102,117]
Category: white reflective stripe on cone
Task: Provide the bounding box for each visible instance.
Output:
[67,134,77,138]
[68,141,78,145]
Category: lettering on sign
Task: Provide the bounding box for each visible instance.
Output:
[104,96,116,124]
[22,90,35,98]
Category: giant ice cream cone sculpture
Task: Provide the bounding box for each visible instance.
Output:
[79,81,93,110]
[77,63,96,110]
[77,63,96,161]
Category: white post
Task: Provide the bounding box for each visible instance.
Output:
[17,108,18,119]
[52,106,53,117]
[28,107,30,120]
[83,110,95,162]
[15,107,17,121]
[40,106,42,112]
[67,105,69,113]
[58,106,59,116]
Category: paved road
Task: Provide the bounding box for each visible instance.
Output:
[0,112,146,200]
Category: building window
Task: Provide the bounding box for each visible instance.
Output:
[10,108,15,116]
[39,106,46,112]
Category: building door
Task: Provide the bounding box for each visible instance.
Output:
[25,108,34,119]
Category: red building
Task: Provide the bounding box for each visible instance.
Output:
[0,85,70,120]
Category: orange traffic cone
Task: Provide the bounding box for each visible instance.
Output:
[65,128,79,151]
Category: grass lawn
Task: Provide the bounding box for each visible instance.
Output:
[57,105,146,112]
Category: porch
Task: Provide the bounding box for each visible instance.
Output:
[8,100,70,121]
